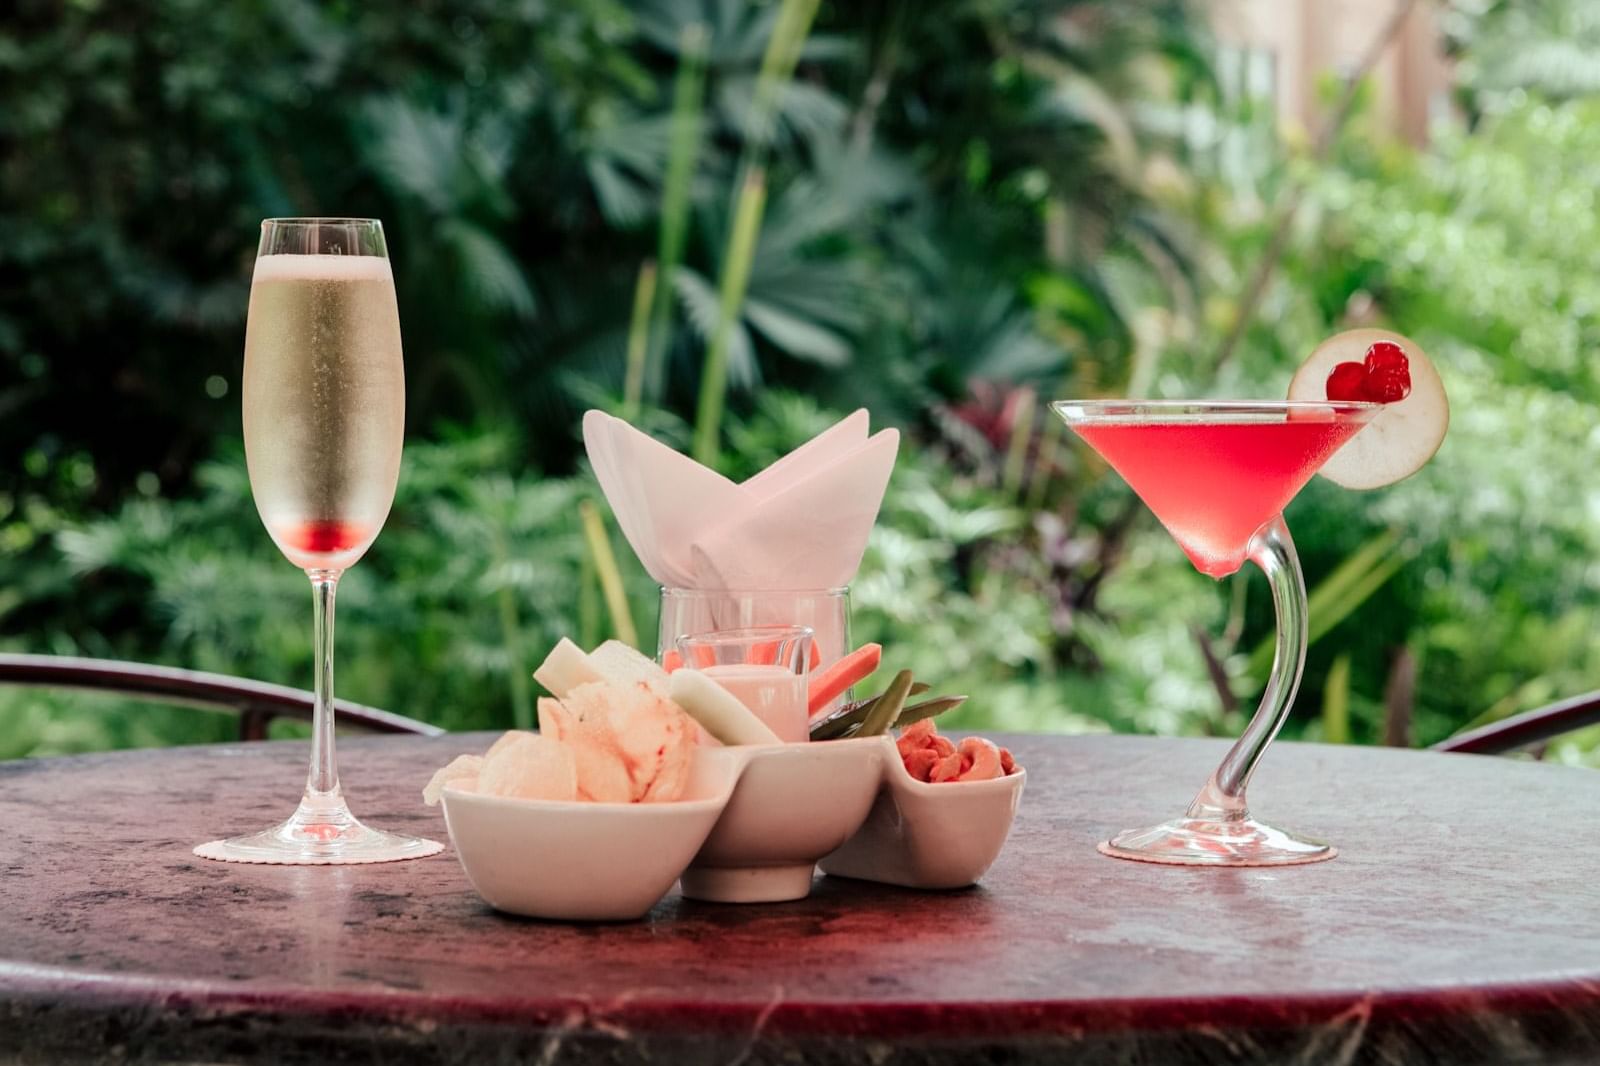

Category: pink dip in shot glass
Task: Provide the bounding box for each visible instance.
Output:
[677,626,813,743]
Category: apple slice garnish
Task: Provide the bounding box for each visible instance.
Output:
[1287,328,1448,490]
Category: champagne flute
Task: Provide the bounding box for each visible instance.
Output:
[194,218,440,864]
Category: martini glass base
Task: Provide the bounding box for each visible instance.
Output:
[1098,815,1336,867]
[194,796,442,865]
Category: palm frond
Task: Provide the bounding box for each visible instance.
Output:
[674,267,758,387]
[742,297,850,365]
[586,159,656,227]
[357,98,462,211]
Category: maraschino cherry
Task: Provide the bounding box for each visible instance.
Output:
[1288,328,1448,489]
[1326,340,1412,403]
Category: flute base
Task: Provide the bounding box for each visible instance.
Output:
[1098,813,1336,867]
[195,794,441,865]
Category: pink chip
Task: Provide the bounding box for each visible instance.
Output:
[536,699,575,741]
[477,735,579,802]
[641,735,694,803]
[486,729,538,758]
[566,681,695,802]
[426,676,701,808]
[421,754,483,807]
[566,716,634,804]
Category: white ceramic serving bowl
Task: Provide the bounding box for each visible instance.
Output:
[819,748,1025,890]
[680,734,892,904]
[442,747,741,921]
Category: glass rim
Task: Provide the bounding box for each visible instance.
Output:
[1051,399,1382,425]
[659,586,848,598]
[261,217,384,228]
[676,624,817,646]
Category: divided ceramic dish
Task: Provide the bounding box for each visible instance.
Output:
[680,734,890,903]
[442,747,742,921]
[819,747,1026,889]
[441,734,1024,921]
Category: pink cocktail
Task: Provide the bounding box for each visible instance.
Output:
[1054,400,1379,866]
[1070,416,1366,578]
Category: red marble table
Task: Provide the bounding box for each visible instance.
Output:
[3,733,1599,1065]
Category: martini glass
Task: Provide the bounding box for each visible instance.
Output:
[1052,400,1380,866]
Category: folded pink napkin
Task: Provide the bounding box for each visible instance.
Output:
[583,409,899,590]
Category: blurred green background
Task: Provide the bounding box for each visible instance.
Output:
[2,0,1597,762]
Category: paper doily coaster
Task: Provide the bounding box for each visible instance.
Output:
[193,838,444,865]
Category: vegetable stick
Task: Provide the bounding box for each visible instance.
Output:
[807,643,882,717]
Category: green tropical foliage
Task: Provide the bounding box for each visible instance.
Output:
[2,0,1598,768]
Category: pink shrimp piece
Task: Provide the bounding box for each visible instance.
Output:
[897,719,937,760]
[929,749,967,783]
[896,720,1015,782]
[954,737,1003,782]
[903,747,940,782]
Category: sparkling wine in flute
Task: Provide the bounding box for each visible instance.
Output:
[243,254,404,572]
[194,218,439,866]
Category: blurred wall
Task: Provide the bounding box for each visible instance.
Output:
[1210,0,1452,145]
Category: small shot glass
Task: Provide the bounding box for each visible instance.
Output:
[676,626,814,743]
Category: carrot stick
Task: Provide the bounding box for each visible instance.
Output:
[807,643,882,717]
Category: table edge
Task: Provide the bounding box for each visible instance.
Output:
[5,959,1599,1041]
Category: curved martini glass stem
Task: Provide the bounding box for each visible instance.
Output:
[1186,515,1305,822]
